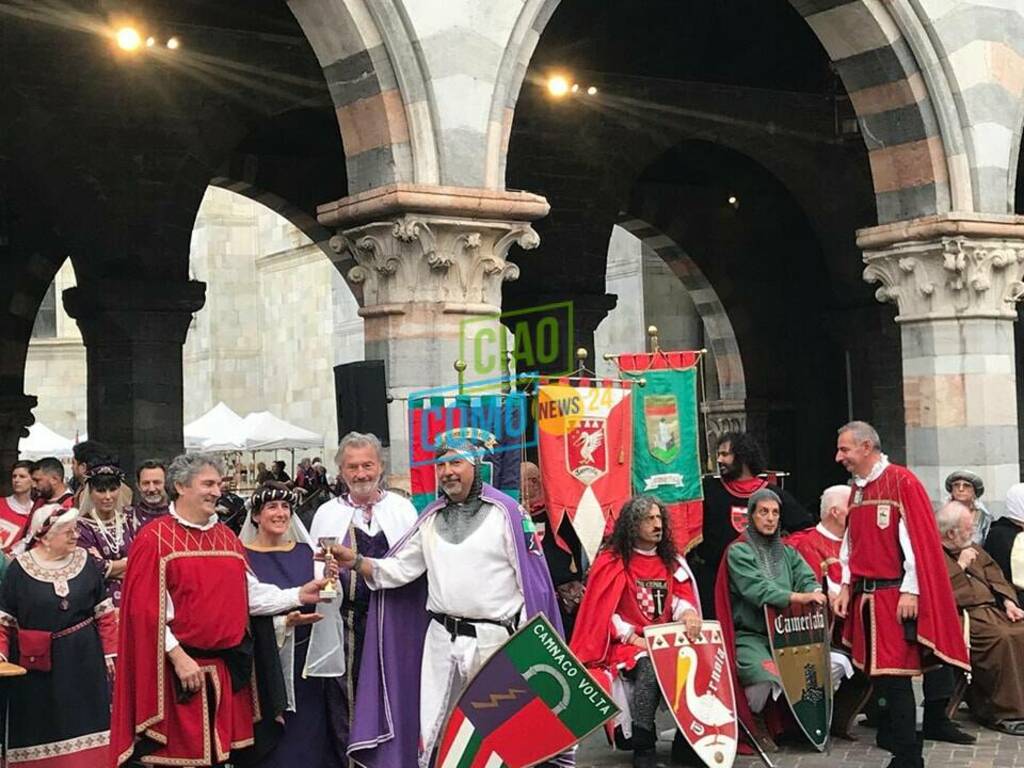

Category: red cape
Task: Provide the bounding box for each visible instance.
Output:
[111,515,253,767]
[851,464,969,671]
[571,548,636,669]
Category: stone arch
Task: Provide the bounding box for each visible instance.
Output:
[790,0,974,220]
[288,0,426,191]
[613,215,747,406]
[517,0,972,224]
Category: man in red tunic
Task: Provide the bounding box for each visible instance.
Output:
[833,421,969,768]
[571,496,702,768]
[111,454,327,767]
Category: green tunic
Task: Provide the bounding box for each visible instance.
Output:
[727,541,820,686]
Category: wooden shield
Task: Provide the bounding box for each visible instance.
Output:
[764,602,832,751]
[645,621,738,768]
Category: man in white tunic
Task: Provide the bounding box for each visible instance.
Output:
[308,431,417,756]
[336,429,567,768]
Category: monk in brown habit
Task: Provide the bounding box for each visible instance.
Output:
[938,500,1024,735]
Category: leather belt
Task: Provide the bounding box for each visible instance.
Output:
[852,577,902,595]
[428,611,517,641]
[52,616,94,639]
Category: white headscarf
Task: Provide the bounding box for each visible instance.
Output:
[18,504,79,553]
[1003,483,1024,524]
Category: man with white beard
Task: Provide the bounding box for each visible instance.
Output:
[309,431,417,759]
[128,459,170,530]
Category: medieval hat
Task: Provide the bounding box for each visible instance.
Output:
[433,427,498,462]
[945,470,984,498]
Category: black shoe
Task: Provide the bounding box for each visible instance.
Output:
[632,747,657,768]
[632,724,657,767]
[613,725,633,751]
[671,731,701,766]
[922,718,977,744]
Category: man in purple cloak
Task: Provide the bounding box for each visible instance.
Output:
[330,428,570,768]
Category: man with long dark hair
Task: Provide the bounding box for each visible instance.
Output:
[572,496,702,768]
[691,432,813,618]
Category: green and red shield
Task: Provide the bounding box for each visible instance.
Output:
[645,621,738,768]
[764,602,832,751]
[434,614,618,768]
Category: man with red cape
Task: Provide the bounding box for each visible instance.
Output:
[571,495,702,768]
[111,455,327,767]
[833,421,970,768]
[691,432,812,617]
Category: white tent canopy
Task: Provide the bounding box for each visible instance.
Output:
[200,410,323,453]
[19,422,75,460]
[184,402,245,450]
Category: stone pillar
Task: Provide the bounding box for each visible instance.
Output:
[0,393,36,493]
[319,185,549,483]
[860,215,1024,516]
[64,281,206,474]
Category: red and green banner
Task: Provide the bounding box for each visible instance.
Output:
[615,352,703,553]
[434,614,617,768]
[536,381,633,562]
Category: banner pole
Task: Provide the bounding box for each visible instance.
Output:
[697,347,714,473]
[454,359,466,396]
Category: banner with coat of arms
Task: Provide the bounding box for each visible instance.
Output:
[614,352,703,553]
[536,381,633,562]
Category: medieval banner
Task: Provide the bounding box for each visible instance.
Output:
[536,381,633,561]
[645,620,738,768]
[409,392,528,511]
[434,614,618,768]
[764,602,832,751]
[615,352,703,553]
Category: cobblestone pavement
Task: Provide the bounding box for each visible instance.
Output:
[574,714,1024,767]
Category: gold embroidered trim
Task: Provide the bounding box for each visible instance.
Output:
[8,729,109,761]
[16,548,87,584]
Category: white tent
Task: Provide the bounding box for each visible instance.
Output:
[19,422,75,460]
[199,410,323,453]
[184,402,245,450]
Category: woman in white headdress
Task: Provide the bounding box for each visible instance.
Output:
[985,483,1024,605]
[0,503,117,766]
[240,483,345,768]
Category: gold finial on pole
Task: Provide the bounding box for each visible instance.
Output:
[576,347,588,362]
[647,325,660,354]
[454,359,467,395]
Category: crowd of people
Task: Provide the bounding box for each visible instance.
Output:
[0,420,1020,768]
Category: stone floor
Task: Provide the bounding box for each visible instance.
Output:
[574,714,1024,767]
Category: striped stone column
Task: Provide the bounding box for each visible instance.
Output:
[319,184,549,483]
[861,214,1024,516]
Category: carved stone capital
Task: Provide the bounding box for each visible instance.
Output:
[328,214,536,312]
[862,235,1024,323]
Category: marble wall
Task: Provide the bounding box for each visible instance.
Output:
[26,186,365,459]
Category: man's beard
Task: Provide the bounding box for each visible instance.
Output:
[348,479,379,497]
[142,491,166,505]
[719,461,740,480]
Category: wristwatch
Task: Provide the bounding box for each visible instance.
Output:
[353,553,365,571]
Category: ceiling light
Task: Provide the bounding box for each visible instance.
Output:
[547,75,570,97]
[115,27,142,51]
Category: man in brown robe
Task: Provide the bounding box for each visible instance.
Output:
[938,500,1024,735]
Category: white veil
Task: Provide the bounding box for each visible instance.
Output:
[241,501,345,712]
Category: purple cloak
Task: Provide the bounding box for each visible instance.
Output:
[347,484,566,768]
